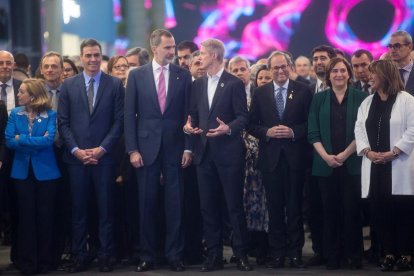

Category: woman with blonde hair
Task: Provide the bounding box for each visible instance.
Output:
[5,78,60,275]
[355,59,414,272]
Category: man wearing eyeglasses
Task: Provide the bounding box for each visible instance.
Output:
[248,51,312,269]
[388,30,414,95]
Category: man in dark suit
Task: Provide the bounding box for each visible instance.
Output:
[0,50,21,267]
[388,30,414,95]
[58,38,124,273]
[248,51,312,269]
[310,45,336,94]
[124,29,192,272]
[351,49,373,94]
[184,38,252,272]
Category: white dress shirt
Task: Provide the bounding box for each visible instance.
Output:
[207,67,224,108]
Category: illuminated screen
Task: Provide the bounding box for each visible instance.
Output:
[163,0,414,59]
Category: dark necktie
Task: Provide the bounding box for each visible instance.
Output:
[1,83,7,108]
[158,67,166,114]
[362,83,370,93]
[87,78,95,114]
[275,87,285,120]
[399,69,406,84]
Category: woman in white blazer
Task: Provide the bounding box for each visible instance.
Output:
[355,60,414,272]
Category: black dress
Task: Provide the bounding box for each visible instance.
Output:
[366,93,414,255]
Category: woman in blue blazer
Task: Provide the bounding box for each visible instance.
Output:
[5,78,60,275]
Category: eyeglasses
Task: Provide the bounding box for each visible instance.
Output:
[387,43,410,50]
[113,64,129,70]
[271,64,289,71]
[64,68,74,72]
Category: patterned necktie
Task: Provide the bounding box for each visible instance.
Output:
[399,69,406,84]
[158,66,166,114]
[87,78,95,114]
[275,87,285,120]
[1,83,7,108]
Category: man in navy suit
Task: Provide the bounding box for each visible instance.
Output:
[58,38,124,273]
[248,51,312,269]
[184,38,252,272]
[124,29,192,272]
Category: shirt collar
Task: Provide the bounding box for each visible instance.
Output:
[401,60,413,72]
[17,107,49,118]
[152,59,170,72]
[0,78,13,87]
[273,79,289,91]
[83,71,102,84]
[46,84,62,92]
[207,67,224,80]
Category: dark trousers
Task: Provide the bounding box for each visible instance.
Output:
[183,164,203,262]
[68,164,114,260]
[136,149,184,263]
[262,153,305,258]
[196,148,248,258]
[305,174,324,256]
[14,168,57,272]
[318,167,363,264]
[369,163,414,255]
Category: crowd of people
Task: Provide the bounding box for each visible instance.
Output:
[0,28,413,275]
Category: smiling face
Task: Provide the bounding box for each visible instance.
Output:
[41,55,63,84]
[329,61,350,90]
[312,51,331,79]
[269,54,290,86]
[81,45,102,76]
[0,51,14,83]
[110,57,129,82]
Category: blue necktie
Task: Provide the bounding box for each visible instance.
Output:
[276,87,284,119]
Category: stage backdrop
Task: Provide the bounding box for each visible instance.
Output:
[160,0,414,60]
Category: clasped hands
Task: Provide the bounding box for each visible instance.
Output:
[366,150,395,165]
[266,125,293,139]
[324,152,348,168]
[74,147,104,165]
[184,115,230,137]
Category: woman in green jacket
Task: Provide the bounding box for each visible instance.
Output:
[308,57,367,270]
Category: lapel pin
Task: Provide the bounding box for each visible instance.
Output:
[220,83,224,87]
[38,118,41,123]
[177,76,179,79]
[288,91,293,99]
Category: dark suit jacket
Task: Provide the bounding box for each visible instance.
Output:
[307,87,367,176]
[124,62,192,166]
[12,78,21,106]
[0,101,7,161]
[248,79,313,172]
[405,69,414,95]
[189,70,248,165]
[58,72,124,165]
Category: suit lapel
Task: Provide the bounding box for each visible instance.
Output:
[264,82,279,120]
[77,74,89,113]
[147,64,162,114]
[165,65,177,113]
[405,70,414,95]
[92,73,107,114]
[283,81,295,119]
[200,76,209,117]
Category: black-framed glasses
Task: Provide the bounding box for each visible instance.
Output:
[113,64,129,70]
[387,43,410,50]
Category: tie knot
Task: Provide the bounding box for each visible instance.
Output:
[1,83,7,89]
[89,78,95,84]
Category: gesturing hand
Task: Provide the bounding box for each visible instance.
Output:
[183,115,203,135]
[206,117,230,137]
